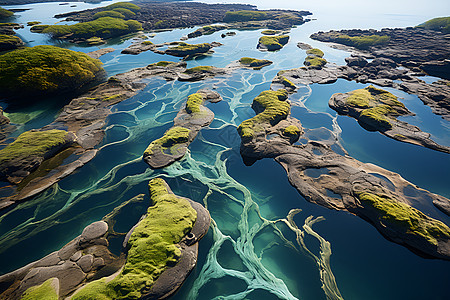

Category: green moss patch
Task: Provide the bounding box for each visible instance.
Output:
[93,10,125,20]
[258,35,289,51]
[184,66,213,74]
[105,2,141,12]
[85,37,105,45]
[30,24,49,33]
[185,93,204,113]
[141,40,153,45]
[42,17,142,40]
[72,178,197,300]
[306,48,324,57]
[335,34,390,49]
[357,192,450,246]
[165,42,212,57]
[359,105,393,130]
[0,130,68,163]
[144,127,190,156]
[417,17,450,33]
[21,278,58,300]
[149,61,175,67]
[112,8,136,18]
[261,29,279,35]
[0,7,13,19]
[237,89,290,139]
[0,45,104,97]
[283,125,300,137]
[239,57,272,69]
[304,56,327,68]
[27,21,41,26]
[279,76,296,89]
[0,34,23,50]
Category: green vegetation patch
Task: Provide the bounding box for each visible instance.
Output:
[149,61,175,67]
[27,21,41,26]
[184,65,214,74]
[261,29,279,35]
[346,88,372,108]
[30,24,49,33]
[258,35,289,51]
[112,8,136,18]
[304,56,327,68]
[0,45,104,97]
[185,93,205,114]
[0,7,13,19]
[0,34,22,50]
[0,130,68,163]
[335,34,390,49]
[283,125,300,137]
[105,2,141,12]
[237,89,290,139]
[223,10,269,22]
[21,278,58,300]
[279,76,296,89]
[357,192,450,246]
[85,37,105,45]
[359,105,393,130]
[93,10,125,20]
[144,126,191,156]
[141,40,153,45]
[42,17,142,39]
[306,48,324,57]
[417,16,450,33]
[239,57,272,69]
[72,178,197,300]
[165,42,212,57]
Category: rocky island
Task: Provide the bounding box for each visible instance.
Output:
[0,178,211,299]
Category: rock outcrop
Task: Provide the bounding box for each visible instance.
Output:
[236,88,450,260]
[0,179,210,299]
[143,89,222,168]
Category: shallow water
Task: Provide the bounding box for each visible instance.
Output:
[0,1,449,300]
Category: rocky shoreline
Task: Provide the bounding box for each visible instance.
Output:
[0,178,210,299]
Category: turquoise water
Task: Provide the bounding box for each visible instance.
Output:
[1,2,450,300]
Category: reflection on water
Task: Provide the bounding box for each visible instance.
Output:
[0,2,449,300]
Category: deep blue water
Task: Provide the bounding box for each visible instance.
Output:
[0,2,449,300]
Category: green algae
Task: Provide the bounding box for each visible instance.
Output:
[357,192,450,246]
[72,178,197,300]
[258,35,289,51]
[20,278,58,300]
[0,130,68,163]
[237,89,290,139]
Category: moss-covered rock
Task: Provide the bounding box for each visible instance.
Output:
[71,178,197,300]
[85,36,105,45]
[304,55,327,69]
[144,126,190,157]
[336,34,390,49]
[187,25,227,38]
[306,48,324,57]
[165,42,212,58]
[417,16,450,33]
[261,29,279,35]
[42,17,142,40]
[279,76,296,89]
[0,34,23,51]
[0,130,69,163]
[237,89,290,140]
[30,24,49,33]
[239,57,273,69]
[357,192,450,247]
[0,45,104,98]
[257,35,289,51]
[27,21,41,26]
[0,7,13,19]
